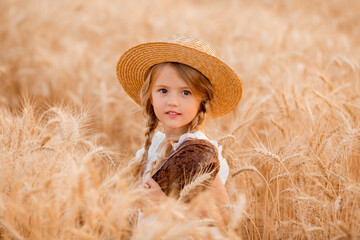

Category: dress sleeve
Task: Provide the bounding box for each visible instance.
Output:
[217,145,229,184]
[135,148,144,159]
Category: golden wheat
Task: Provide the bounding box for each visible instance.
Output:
[1,0,360,239]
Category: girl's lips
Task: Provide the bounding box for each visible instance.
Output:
[166,111,181,118]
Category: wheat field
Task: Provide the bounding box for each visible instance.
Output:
[1,0,359,239]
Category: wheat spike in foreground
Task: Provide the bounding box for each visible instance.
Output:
[1,0,360,239]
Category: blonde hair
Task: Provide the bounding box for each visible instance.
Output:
[137,62,214,178]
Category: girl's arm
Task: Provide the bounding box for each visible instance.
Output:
[208,175,232,225]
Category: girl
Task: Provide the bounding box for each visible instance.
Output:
[116,35,242,226]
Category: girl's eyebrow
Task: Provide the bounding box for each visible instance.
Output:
[153,84,168,88]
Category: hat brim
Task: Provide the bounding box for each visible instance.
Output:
[116,41,242,118]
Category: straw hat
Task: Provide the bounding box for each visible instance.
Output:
[116,35,242,118]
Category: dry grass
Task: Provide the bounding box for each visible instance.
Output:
[1,0,360,239]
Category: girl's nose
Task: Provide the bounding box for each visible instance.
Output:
[167,93,179,106]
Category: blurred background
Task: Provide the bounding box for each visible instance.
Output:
[1,0,359,239]
[2,0,358,148]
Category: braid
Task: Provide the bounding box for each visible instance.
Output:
[136,65,162,179]
[188,100,210,132]
[138,100,158,177]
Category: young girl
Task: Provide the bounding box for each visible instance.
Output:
[116,35,242,226]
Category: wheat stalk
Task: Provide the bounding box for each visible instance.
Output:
[1,0,360,238]
[178,172,212,201]
[0,219,25,240]
[254,148,281,162]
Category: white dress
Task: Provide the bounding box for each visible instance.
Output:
[136,130,229,185]
[136,130,230,226]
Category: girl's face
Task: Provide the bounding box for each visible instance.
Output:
[151,64,201,138]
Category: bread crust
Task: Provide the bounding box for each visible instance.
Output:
[152,139,220,201]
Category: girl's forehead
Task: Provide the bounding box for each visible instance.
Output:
[152,65,190,88]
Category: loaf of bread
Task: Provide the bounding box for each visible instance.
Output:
[152,139,220,202]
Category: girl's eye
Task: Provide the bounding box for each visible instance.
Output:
[159,89,167,94]
[182,90,192,96]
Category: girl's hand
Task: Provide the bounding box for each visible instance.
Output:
[143,178,168,203]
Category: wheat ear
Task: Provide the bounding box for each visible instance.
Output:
[178,172,212,201]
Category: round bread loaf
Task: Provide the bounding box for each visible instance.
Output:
[152,139,220,202]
